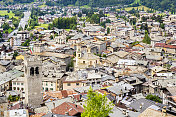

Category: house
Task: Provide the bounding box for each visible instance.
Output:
[63,72,86,90]
[106,81,135,104]
[10,36,22,47]
[82,25,105,36]
[92,41,106,54]
[0,60,11,72]
[33,52,71,67]
[74,45,100,71]
[4,109,29,117]
[130,98,176,116]
[138,108,176,117]
[117,59,137,67]
[0,70,23,96]
[42,112,74,117]
[0,97,8,117]
[17,31,29,40]
[51,102,84,116]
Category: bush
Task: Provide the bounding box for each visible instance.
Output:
[146,94,162,103]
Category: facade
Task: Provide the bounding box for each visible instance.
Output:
[75,44,100,70]
[24,55,43,108]
[17,31,29,40]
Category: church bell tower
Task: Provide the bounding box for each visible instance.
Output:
[24,55,43,108]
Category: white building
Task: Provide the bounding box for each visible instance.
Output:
[117,59,137,66]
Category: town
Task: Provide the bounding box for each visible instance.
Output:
[0,0,176,117]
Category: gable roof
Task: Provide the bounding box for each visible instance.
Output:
[51,102,84,116]
[130,98,166,113]
[138,108,176,117]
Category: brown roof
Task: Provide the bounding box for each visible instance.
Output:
[155,43,176,49]
[73,95,81,101]
[43,89,78,100]
[9,103,21,110]
[44,91,63,99]
[30,113,46,117]
[138,108,176,117]
[61,90,68,98]
[51,102,84,116]
[66,89,77,95]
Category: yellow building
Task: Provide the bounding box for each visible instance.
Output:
[74,44,100,71]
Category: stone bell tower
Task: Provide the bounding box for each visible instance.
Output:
[24,55,43,108]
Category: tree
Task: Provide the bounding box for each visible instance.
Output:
[83,23,86,27]
[0,32,2,38]
[142,31,151,44]
[18,26,23,31]
[146,94,162,103]
[78,12,82,17]
[81,87,113,117]
[160,23,165,29]
[8,95,13,102]
[13,51,18,59]
[107,27,110,34]
[50,35,53,40]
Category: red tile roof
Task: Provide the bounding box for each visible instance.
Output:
[155,43,165,47]
[155,43,176,49]
[30,113,46,117]
[73,95,81,101]
[61,90,68,98]
[52,102,84,116]
[9,103,21,110]
[164,45,176,49]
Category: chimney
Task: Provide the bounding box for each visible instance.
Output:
[122,110,128,117]
[162,106,167,116]
[65,112,69,115]
[53,102,55,108]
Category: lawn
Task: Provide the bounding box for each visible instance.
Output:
[131,0,141,5]
[68,5,74,7]
[80,5,91,9]
[117,6,151,12]
[65,29,71,32]
[0,10,18,19]
[35,24,49,29]
[105,14,110,17]
[3,28,14,34]
[38,4,47,8]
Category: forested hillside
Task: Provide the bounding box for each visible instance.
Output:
[140,0,176,12]
[0,0,34,4]
[46,0,134,7]
[0,0,175,12]
[46,0,175,11]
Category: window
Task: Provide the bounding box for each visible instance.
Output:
[67,83,71,86]
[17,87,20,90]
[76,83,79,86]
[51,82,53,86]
[35,67,39,75]
[21,83,23,85]
[50,88,53,91]
[46,88,48,91]
[13,87,16,90]
[83,61,85,64]
[46,82,48,86]
[30,67,34,76]
[17,83,20,85]
[13,82,16,85]
[21,88,24,91]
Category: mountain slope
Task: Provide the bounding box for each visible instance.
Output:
[140,0,176,11]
